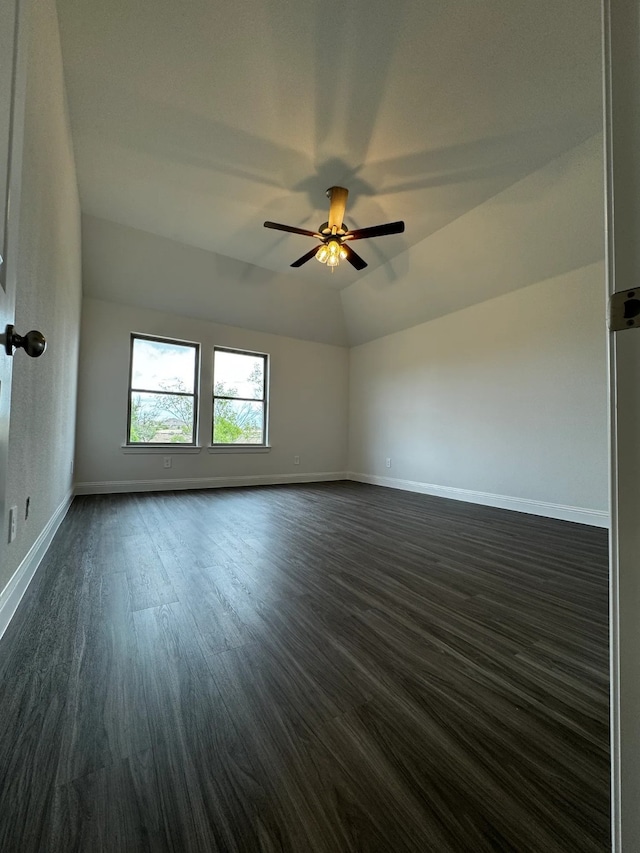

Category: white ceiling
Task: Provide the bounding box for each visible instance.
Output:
[56,0,603,331]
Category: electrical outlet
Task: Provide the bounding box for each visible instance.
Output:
[8,506,17,543]
[385,457,391,468]
[294,455,300,465]
[163,456,172,469]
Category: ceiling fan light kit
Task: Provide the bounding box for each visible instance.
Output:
[316,239,347,267]
[263,186,405,272]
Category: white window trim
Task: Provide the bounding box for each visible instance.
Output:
[212,346,269,447]
[127,332,200,447]
[207,445,271,454]
[121,445,203,454]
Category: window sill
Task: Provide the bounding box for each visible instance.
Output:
[207,445,271,454]
[121,445,203,454]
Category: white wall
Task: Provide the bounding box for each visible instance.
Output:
[75,298,348,491]
[82,215,348,347]
[0,0,81,593]
[348,262,609,525]
[342,134,604,345]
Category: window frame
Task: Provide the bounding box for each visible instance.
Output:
[212,346,269,447]
[126,332,200,446]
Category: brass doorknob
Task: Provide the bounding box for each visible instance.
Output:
[4,324,46,357]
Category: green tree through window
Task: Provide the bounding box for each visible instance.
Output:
[212,349,268,445]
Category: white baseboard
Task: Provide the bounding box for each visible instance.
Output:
[0,489,74,641]
[74,471,348,495]
[347,472,610,528]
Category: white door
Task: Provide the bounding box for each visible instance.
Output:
[0,0,27,526]
[603,1,640,850]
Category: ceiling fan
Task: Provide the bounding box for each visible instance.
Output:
[264,186,405,271]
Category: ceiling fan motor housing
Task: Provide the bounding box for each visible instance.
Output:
[319,222,346,237]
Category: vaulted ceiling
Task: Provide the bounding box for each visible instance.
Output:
[56,0,604,344]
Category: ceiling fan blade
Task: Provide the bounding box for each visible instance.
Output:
[327,186,349,231]
[342,243,368,271]
[290,245,321,267]
[345,220,405,240]
[264,221,321,238]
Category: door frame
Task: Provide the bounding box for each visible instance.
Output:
[602,0,640,849]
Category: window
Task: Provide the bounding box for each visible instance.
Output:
[213,348,268,445]
[127,334,199,444]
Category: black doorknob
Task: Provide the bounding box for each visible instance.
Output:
[4,324,47,357]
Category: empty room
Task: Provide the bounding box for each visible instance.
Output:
[1,0,639,850]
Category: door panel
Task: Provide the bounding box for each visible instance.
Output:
[0,0,27,527]
[603,0,640,849]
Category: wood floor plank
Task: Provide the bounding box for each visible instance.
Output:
[48,750,169,853]
[209,644,359,853]
[0,662,70,853]
[133,602,271,852]
[157,552,253,655]
[55,568,151,786]
[122,534,179,612]
[0,482,610,851]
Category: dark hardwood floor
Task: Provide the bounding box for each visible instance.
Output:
[0,482,610,851]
